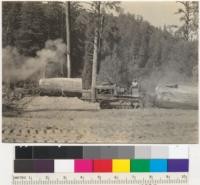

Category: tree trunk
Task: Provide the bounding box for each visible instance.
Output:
[97,14,104,74]
[91,2,101,102]
[91,28,98,102]
[65,1,71,77]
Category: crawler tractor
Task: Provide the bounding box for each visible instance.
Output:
[96,83,144,109]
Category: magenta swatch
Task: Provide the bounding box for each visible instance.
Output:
[75,159,93,172]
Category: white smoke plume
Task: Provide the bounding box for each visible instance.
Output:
[3,39,67,84]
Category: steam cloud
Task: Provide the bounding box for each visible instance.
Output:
[3,39,67,84]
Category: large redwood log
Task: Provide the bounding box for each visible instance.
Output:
[39,78,82,94]
[155,84,198,109]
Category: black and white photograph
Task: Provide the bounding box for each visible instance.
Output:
[2,1,198,143]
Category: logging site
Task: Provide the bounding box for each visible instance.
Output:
[2,1,198,143]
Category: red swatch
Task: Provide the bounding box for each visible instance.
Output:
[93,160,112,172]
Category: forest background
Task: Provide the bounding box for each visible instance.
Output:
[2,1,198,93]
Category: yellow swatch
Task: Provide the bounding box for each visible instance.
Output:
[112,159,130,172]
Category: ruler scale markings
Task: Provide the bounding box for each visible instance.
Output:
[13,173,188,185]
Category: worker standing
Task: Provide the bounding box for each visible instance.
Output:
[131,79,139,97]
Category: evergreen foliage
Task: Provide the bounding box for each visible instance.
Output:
[2,1,198,89]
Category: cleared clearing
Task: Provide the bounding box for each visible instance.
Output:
[2,96,198,143]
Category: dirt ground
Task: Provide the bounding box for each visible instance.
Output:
[2,96,198,143]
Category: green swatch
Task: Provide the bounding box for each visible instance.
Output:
[130,159,150,172]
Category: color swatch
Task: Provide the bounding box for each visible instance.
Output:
[14,159,189,173]
[15,146,187,159]
[130,159,150,172]
[74,160,93,172]
[150,159,167,172]
[14,146,189,173]
[14,160,54,173]
[54,160,74,173]
[93,160,112,172]
[167,159,189,172]
[112,159,130,172]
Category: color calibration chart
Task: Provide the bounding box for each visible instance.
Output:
[13,146,189,185]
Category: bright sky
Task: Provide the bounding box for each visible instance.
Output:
[120,1,182,27]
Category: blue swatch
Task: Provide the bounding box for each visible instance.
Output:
[150,159,167,172]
